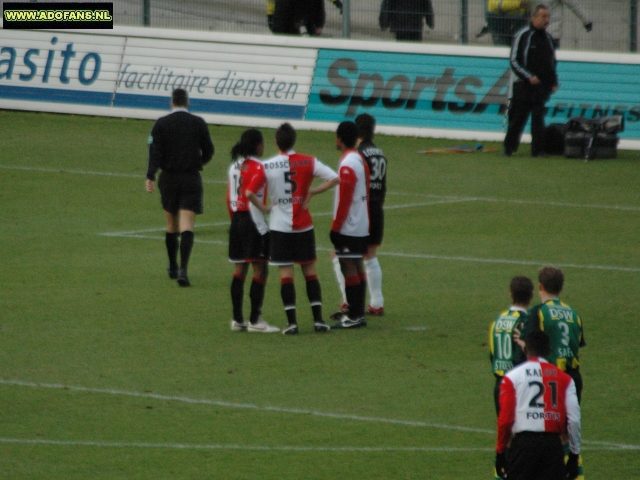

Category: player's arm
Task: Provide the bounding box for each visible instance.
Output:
[331,165,357,232]
[245,170,270,214]
[496,376,516,453]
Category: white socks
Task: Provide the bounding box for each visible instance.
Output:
[364,257,383,308]
[331,255,347,304]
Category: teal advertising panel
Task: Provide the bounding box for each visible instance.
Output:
[307,49,640,140]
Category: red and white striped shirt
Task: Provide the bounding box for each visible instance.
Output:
[332,149,370,237]
[497,357,581,455]
[247,151,338,233]
[227,157,268,234]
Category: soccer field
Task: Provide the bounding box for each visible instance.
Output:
[1,109,639,479]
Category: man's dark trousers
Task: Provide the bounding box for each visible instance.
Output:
[504,100,546,156]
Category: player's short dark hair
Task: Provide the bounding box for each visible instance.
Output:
[337,121,359,148]
[525,330,552,358]
[230,128,263,160]
[355,113,375,142]
[275,123,297,151]
[538,266,564,295]
[172,88,189,107]
[510,276,534,305]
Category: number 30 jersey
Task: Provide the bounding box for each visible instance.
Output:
[358,140,387,205]
[247,151,338,233]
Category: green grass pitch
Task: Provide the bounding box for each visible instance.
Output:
[0,109,638,479]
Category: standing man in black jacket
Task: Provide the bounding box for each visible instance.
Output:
[146,88,214,287]
[503,4,558,157]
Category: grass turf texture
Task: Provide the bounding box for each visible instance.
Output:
[1,109,639,479]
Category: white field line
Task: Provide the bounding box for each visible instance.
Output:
[0,438,492,453]
[0,165,226,185]
[1,379,637,451]
[100,230,640,273]
[3,163,640,212]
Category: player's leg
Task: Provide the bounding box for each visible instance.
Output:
[249,260,268,325]
[329,232,367,328]
[164,210,180,279]
[330,252,349,319]
[231,262,249,331]
[364,246,384,316]
[530,102,547,157]
[301,262,329,332]
[279,264,298,334]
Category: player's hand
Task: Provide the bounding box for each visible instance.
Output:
[566,453,579,479]
[495,452,507,479]
[530,76,541,85]
[333,0,343,14]
[145,179,155,193]
[584,22,593,32]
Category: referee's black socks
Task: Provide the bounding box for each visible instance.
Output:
[165,232,180,269]
[179,230,194,271]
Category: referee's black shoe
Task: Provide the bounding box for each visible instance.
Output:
[176,268,190,287]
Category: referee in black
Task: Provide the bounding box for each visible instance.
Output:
[146,88,214,287]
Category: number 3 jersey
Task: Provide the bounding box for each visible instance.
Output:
[524,299,585,371]
[497,358,581,455]
[246,151,338,233]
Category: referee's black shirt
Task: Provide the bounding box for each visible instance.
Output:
[146,109,214,181]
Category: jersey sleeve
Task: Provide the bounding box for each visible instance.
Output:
[331,165,357,232]
[146,122,163,180]
[313,159,339,182]
[245,166,267,194]
[496,376,516,453]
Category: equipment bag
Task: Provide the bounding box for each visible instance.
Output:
[564,116,624,160]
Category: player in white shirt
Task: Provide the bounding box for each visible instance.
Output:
[330,121,370,329]
[246,123,339,335]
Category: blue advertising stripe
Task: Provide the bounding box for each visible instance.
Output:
[307,48,640,138]
[114,92,304,119]
[0,84,112,105]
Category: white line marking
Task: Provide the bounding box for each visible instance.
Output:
[98,230,640,273]
[3,163,639,212]
[387,191,640,213]
[2,379,638,451]
[98,222,230,237]
[0,165,226,185]
[0,438,493,453]
[0,438,633,452]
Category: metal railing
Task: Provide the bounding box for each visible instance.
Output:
[27,0,640,52]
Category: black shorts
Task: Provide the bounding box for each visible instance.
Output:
[158,171,203,215]
[368,201,384,246]
[270,229,317,265]
[330,231,369,258]
[229,211,269,263]
[508,432,564,480]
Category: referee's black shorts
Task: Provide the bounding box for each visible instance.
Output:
[368,201,384,247]
[229,211,269,263]
[330,231,369,258]
[158,171,203,215]
[269,229,317,266]
[508,432,565,480]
